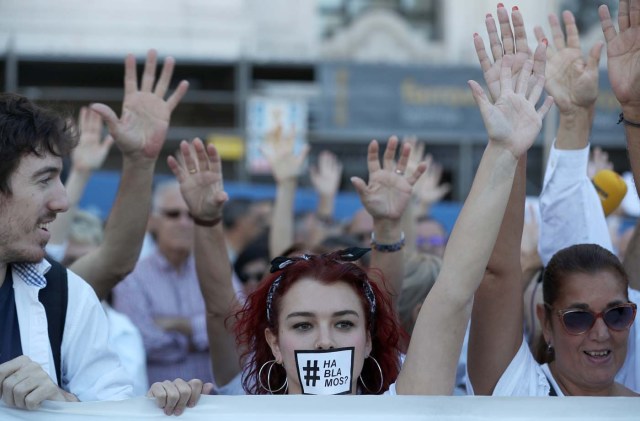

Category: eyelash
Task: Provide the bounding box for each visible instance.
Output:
[292,321,355,331]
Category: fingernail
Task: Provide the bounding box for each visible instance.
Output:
[486,13,492,18]
[175,409,183,416]
[542,38,548,46]
[473,32,479,38]
[512,6,519,11]
[498,3,504,8]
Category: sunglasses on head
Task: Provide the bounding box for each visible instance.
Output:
[548,302,637,335]
[159,209,193,220]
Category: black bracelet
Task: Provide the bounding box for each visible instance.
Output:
[193,216,222,227]
[370,232,405,252]
[617,113,640,128]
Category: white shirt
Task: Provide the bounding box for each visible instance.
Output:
[13,260,133,401]
[538,142,613,266]
[103,302,149,396]
[466,339,561,396]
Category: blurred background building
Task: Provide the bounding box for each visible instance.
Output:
[0,0,627,207]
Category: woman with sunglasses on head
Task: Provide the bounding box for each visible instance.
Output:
[165,36,552,395]
[468,5,638,398]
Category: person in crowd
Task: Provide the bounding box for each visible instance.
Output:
[165,30,553,396]
[233,231,271,297]
[222,197,266,264]
[0,50,210,415]
[113,180,214,388]
[468,4,638,397]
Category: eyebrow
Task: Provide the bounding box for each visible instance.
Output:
[286,310,360,320]
[31,166,60,180]
[565,299,626,310]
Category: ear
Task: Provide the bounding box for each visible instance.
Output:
[365,329,373,358]
[264,327,282,363]
[536,303,552,346]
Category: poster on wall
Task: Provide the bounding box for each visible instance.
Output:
[246,96,308,174]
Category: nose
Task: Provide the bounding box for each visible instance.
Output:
[588,316,612,342]
[49,178,69,213]
[314,326,336,350]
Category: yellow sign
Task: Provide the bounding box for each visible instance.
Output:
[206,135,245,161]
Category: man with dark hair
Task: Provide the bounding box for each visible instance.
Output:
[0,50,208,415]
[0,93,133,408]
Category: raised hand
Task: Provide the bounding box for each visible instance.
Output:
[71,106,114,172]
[351,136,426,221]
[588,146,614,178]
[600,0,640,108]
[474,5,536,103]
[534,11,602,114]
[260,124,310,182]
[403,136,450,208]
[167,138,228,223]
[310,150,343,198]
[469,53,554,158]
[91,49,189,161]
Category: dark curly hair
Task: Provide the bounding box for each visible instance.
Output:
[0,93,77,195]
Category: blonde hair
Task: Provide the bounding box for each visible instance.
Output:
[398,252,442,336]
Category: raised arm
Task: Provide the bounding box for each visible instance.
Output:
[308,150,343,247]
[468,155,527,395]
[167,138,241,387]
[533,10,611,265]
[351,137,426,304]
[48,107,113,257]
[71,50,188,299]
[396,33,553,394]
[261,126,309,258]
[600,0,640,195]
[467,6,544,395]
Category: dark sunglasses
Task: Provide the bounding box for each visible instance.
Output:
[548,302,637,335]
[159,209,193,220]
[239,271,264,284]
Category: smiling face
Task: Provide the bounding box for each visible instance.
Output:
[265,277,372,394]
[539,270,631,395]
[0,152,68,265]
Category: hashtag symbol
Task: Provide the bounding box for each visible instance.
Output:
[302,360,320,387]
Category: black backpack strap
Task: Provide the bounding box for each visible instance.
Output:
[38,258,68,387]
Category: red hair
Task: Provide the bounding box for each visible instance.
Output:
[233,250,404,394]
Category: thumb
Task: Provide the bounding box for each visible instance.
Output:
[90,103,120,137]
[586,41,604,72]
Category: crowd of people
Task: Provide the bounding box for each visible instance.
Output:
[1,0,639,416]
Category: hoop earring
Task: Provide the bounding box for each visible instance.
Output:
[359,355,383,394]
[258,359,288,394]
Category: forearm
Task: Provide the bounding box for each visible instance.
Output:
[556,107,594,150]
[194,224,242,385]
[195,224,238,314]
[370,217,404,305]
[538,142,612,265]
[270,179,296,258]
[71,158,155,299]
[398,142,519,395]
[468,155,526,395]
[623,218,640,291]
[439,143,519,305]
[622,106,640,196]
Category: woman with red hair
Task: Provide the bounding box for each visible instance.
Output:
[167,42,553,395]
